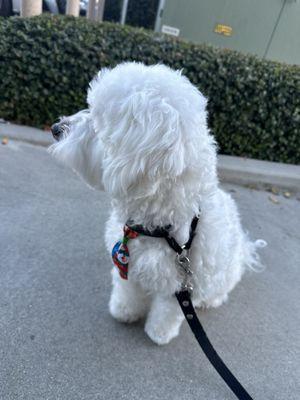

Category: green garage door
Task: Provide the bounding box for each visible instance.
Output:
[157,0,299,64]
[265,2,300,65]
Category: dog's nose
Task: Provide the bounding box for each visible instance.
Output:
[51,123,62,141]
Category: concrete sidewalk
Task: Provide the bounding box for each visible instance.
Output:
[0,140,299,400]
[1,121,299,192]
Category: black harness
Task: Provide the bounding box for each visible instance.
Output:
[127,213,199,254]
[127,215,254,400]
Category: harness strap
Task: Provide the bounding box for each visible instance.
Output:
[183,214,200,250]
[176,290,254,400]
[127,213,200,254]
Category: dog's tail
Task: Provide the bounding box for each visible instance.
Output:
[243,235,267,272]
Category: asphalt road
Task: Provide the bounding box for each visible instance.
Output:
[1,140,299,400]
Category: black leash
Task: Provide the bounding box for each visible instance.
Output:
[127,214,254,400]
[176,290,253,400]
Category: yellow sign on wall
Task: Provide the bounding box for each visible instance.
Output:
[214,24,233,36]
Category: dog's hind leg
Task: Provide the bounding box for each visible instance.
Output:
[145,294,184,345]
[109,269,149,323]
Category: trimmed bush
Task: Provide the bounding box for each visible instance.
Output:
[0,15,299,163]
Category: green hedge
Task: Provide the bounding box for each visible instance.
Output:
[0,15,299,163]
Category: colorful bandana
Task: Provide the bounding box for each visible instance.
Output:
[112,225,139,279]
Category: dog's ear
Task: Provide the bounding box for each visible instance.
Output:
[100,91,187,196]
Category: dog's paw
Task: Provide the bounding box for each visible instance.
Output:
[144,322,180,345]
[109,299,143,323]
[205,294,228,308]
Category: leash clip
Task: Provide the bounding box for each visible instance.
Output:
[176,247,194,294]
[176,251,193,275]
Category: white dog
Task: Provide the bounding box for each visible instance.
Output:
[49,62,265,345]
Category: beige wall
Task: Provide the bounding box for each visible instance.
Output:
[21,0,42,17]
[66,0,80,16]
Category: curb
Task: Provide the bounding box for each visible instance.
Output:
[1,122,299,192]
[0,121,53,147]
[218,155,300,192]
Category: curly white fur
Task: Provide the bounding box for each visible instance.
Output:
[49,62,266,345]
